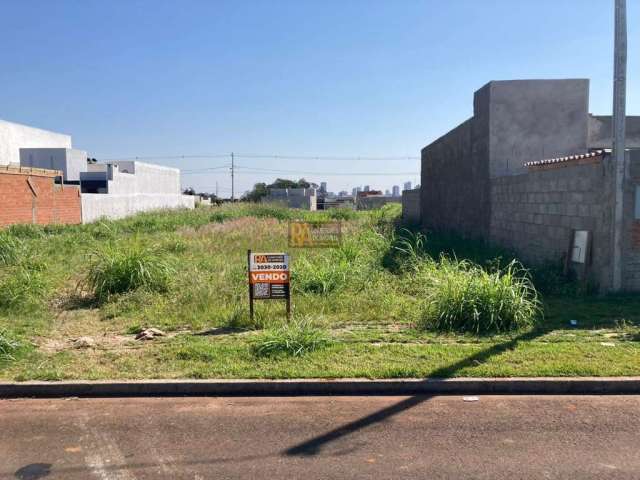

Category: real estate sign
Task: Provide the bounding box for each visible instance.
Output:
[248,251,290,318]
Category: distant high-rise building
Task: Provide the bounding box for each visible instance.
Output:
[320,182,327,194]
[364,185,370,192]
[351,187,357,197]
[385,189,390,196]
[392,185,400,197]
[356,186,362,193]
[339,190,348,197]
[403,181,412,191]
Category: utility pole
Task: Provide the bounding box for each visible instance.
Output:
[612,0,627,291]
[231,152,235,201]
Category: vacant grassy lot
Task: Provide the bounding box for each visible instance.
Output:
[1,203,639,381]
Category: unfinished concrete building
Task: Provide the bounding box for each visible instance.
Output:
[263,188,317,210]
[420,79,640,291]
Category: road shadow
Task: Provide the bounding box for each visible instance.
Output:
[194,327,247,336]
[284,328,544,456]
[14,463,51,480]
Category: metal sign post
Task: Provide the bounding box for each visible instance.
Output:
[248,250,291,320]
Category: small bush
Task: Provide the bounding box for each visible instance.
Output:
[419,259,541,334]
[209,211,230,223]
[85,245,175,300]
[246,204,292,221]
[0,267,48,312]
[161,237,188,254]
[0,328,20,361]
[530,261,592,296]
[6,224,45,239]
[0,233,24,266]
[253,319,331,357]
[327,208,356,221]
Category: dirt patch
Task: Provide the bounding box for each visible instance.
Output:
[37,334,138,353]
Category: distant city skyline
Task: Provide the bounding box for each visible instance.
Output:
[318,180,415,198]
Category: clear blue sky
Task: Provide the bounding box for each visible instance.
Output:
[1,0,638,196]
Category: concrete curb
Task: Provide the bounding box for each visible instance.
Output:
[2,377,640,398]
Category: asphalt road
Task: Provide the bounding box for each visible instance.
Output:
[2,395,640,479]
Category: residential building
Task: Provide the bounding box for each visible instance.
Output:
[263,187,317,210]
[78,161,194,223]
[392,185,400,197]
[13,122,195,223]
[1,119,71,166]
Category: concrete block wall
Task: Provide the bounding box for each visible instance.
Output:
[20,148,87,182]
[401,189,421,224]
[0,167,81,227]
[490,157,615,290]
[623,152,640,290]
[0,119,72,166]
[588,115,640,150]
[487,79,590,177]
[421,91,491,238]
[81,194,195,223]
[111,161,181,195]
[356,196,401,211]
[263,188,317,210]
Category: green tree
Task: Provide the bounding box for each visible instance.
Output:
[242,178,312,202]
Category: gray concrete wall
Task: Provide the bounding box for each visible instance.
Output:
[356,196,401,211]
[401,188,421,224]
[263,188,317,210]
[0,119,72,166]
[421,82,491,238]
[623,151,640,290]
[588,115,640,149]
[81,194,195,223]
[20,148,87,182]
[490,157,615,290]
[487,79,590,177]
[79,161,191,222]
[111,161,181,195]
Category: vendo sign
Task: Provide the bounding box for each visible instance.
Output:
[248,251,291,319]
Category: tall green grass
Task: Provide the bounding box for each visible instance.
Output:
[252,319,331,357]
[0,328,20,361]
[0,267,48,312]
[293,256,349,295]
[418,259,541,334]
[0,233,24,266]
[85,245,175,300]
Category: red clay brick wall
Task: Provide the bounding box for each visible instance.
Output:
[0,171,81,227]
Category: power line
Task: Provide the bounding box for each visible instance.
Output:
[234,165,419,176]
[182,165,230,174]
[233,154,419,161]
[101,154,230,161]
